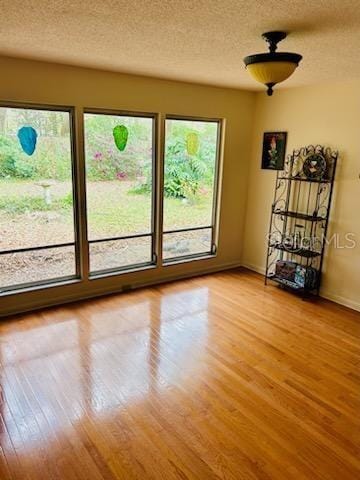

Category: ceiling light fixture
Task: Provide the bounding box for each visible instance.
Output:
[244,31,302,96]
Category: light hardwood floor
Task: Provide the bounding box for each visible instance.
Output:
[0,268,359,480]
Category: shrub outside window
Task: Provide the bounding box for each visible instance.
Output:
[162,117,222,263]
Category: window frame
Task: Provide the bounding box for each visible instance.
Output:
[83,107,159,277]
[0,101,81,293]
[0,103,225,304]
[161,114,223,265]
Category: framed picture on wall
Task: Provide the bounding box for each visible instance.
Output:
[261,132,287,170]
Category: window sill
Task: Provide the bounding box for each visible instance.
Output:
[162,252,217,267]
[0,276,81,297]
[89,262,157,281]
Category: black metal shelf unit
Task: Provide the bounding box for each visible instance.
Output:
[265,145,338,296]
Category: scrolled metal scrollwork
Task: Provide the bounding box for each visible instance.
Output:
[265,144,338,296]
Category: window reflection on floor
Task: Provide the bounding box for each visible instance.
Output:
[0,286,209,451]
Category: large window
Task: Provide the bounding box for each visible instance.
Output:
[0,105,78,291]
[0,104,223,301]
[84,111,156,274]
[162,117,221,262]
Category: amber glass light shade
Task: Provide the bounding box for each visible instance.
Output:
[244,32,302,96]
[246,61,298,85]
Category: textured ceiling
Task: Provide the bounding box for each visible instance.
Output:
[1,0,360,90]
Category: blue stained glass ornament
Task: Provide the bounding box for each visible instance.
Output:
[17,126,38,156]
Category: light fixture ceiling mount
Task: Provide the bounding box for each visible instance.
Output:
[244,31,302,96]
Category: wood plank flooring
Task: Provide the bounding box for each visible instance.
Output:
[0,268,359,479]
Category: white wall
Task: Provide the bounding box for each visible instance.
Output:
[242,80,360,311]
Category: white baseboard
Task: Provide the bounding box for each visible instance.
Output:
[320,291,360,313]
[241,262,360,313]
[241,262,266,275]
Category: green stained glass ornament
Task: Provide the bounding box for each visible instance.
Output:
[113,125,129,152]
[186,131,199,156]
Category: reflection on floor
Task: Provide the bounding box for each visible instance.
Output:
[0,268,359,479]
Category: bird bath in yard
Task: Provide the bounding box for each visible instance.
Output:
[35,180,55,205]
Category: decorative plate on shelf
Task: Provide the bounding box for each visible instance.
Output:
[303,153,327,179]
